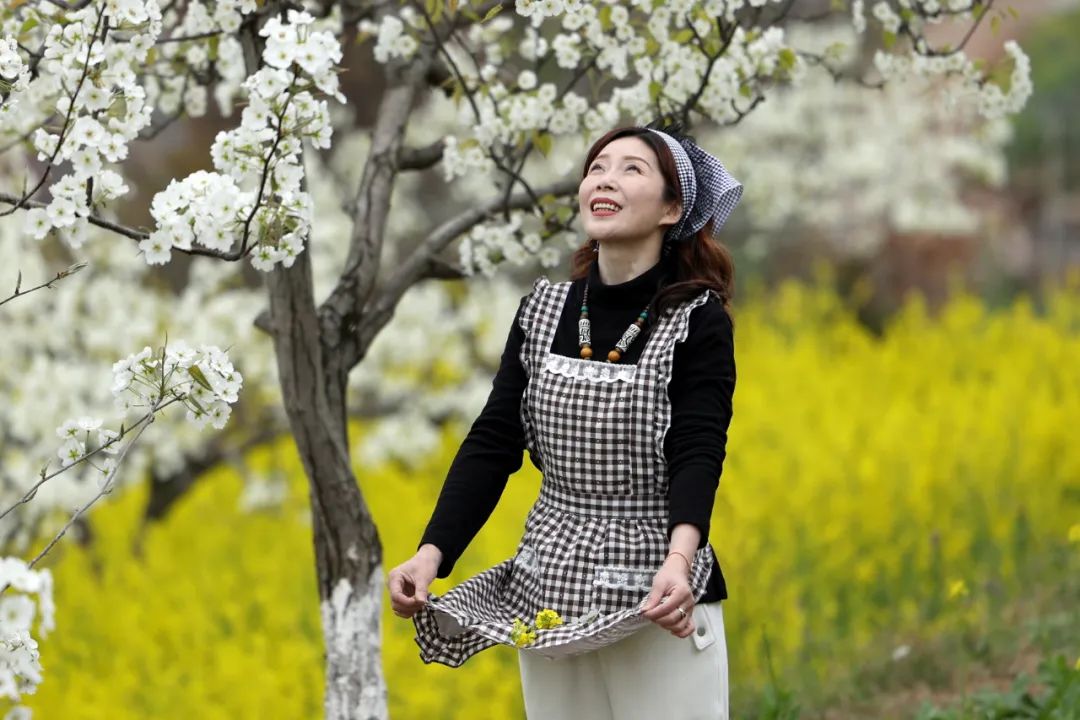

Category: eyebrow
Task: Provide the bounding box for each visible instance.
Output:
[593,153,653,168]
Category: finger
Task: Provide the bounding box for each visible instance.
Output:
[668,607,694,634]
[644,581,695,620]
[392,596,424,618]
[388,573,413,605]
[640,586,667,615]
[647,588,689,622]
[389,587,410,615]
[391,572,425,611]
[641,588,676,619]
[672,618,695,639]
[656,599,695,628]
[397,595,424,614]
[649,603,675,627]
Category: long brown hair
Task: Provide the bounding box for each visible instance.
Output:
[569,123,736,321]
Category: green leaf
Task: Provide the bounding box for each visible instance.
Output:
[991,15,1001,36]
[426,0,443,24]
[111,96,129,122]
[739,83,752,98]
[1008,5,1019,20]
[532,131,552,157]
[649,81,662,102]
[481,3,501,22]
[823,41,847,60]
[672,29,694,44]
[19,16,39,35]
[188,365,214,392]
[778,48,796,72]
[599,5,612,30]
[883,31,896,50]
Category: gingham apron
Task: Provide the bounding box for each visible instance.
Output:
[413,276,717,666]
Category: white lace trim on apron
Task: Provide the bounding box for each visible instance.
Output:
[593,566,656,592]
[543,353,637,383]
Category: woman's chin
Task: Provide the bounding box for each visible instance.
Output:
[588,230,642,246]
[583,222,627,243]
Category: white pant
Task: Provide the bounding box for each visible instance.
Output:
[518,602,729,720]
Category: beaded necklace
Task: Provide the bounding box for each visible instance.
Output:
[578,282,653,363]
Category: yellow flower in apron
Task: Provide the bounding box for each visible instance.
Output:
[511,618,537,648]
[535,608,564,630]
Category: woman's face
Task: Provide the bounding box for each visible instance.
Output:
[578,135,682,247]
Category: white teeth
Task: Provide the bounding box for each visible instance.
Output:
[592,202,620,212]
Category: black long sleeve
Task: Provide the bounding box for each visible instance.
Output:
[664,302,736,549]
[418,260,733,601]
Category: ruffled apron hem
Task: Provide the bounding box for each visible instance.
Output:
[414,594,658,667]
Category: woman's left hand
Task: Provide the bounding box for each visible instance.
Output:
[640,555,695,638]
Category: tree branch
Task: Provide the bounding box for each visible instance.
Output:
[0,189,274,263]
[0,262,87,309]
[398,139,445,171]
[345,176,578,369]
[0,188,147,231]
[319,47,435,364]
[901,0,997,57]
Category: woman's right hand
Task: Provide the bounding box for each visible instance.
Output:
[387,544,443,619]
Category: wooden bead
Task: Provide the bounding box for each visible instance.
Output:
[607,349,621,363]
[580,346,593,359]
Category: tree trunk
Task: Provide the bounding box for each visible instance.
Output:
[266,245,387,719]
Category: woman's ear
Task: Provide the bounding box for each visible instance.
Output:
[660,201,682,226]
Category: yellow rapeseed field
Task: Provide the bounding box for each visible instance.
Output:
[22,273,1080,718]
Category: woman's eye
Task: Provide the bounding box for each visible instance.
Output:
[627,164,641,173]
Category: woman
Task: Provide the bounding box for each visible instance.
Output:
[388,121,742,719]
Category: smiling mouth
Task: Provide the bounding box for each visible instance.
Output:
[590,200,622,216]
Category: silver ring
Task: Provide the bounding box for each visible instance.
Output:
[677,606,687,619]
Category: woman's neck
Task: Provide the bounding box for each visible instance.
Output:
[595,238,663,285]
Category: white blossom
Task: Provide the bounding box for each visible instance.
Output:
[852,0,867,34]
[133,11,343,271]
[517,70,538,90]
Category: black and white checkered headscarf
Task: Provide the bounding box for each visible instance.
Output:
[645,128,743,244]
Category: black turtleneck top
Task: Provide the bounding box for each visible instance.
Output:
[418,255,734,603]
